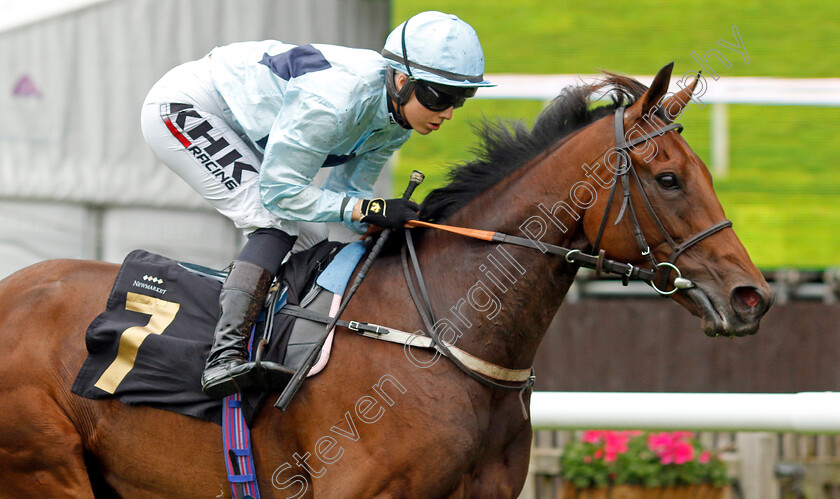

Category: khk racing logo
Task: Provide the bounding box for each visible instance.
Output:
[161,103,258,191]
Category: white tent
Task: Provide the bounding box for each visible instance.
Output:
[0,0,391,277]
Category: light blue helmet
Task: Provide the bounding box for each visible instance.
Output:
[382,11,494,88]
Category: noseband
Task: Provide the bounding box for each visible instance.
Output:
[589,106,732,294]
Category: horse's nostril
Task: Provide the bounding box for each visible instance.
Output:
[730,286,766,322]
[735,287,762,309]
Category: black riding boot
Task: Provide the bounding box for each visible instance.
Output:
[201,260,294,398]
[201,229,297,399]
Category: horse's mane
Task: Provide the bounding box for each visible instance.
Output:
[418,72,658,222]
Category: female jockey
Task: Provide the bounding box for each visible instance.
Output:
[140,11,493,399]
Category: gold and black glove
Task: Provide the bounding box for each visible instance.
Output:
[359,198,420,229]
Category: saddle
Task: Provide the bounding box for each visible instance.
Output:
[71,239,366,425]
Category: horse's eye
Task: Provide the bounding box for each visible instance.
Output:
[656,173,680,190]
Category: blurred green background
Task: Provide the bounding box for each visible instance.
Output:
[390,0,840,269]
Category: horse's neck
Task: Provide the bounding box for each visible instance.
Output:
[418,134,600,369]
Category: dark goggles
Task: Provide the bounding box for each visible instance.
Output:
[412,80,477,111]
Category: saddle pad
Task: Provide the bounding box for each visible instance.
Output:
[316,240,368,295]
[72,241,343,425]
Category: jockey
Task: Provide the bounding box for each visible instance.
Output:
[140,11,493,399]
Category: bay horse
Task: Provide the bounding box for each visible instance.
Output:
[0,63,771,498]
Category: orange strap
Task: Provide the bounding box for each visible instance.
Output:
[405,220,496,242]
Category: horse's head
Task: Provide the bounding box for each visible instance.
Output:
[582,63,773,337]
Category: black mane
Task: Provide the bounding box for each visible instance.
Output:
[418,73,654,222]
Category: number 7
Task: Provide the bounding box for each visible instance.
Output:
[94,292,180,394]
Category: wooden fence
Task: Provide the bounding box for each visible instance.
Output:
[531,275,840,394]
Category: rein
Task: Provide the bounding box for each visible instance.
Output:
[406,219,659,284]
[396,106,734,395]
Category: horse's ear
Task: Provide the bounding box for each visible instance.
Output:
[625,62,674,123]
[659,71,700,123]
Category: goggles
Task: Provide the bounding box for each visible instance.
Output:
[412,79,477,111]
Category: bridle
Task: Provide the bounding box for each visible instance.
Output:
[589,106,732,294]
[396,104,735,393]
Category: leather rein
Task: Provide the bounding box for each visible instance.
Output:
[397,106,733,392]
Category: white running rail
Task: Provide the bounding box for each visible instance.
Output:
[530,391,840,433]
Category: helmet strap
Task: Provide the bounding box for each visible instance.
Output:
[385,68,412,130]
[400,18,414,77]
[394,17,417,106]
[397,77,415,106]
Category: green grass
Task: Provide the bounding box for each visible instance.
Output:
[390,1,840,269]
[393,0,840,77]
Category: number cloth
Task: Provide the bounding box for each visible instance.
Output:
[71,243,341,425]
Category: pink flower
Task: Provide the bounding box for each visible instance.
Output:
[673,441,695,465]
[699,451,711,464]
[604,432,630,455]
[647,432,697,465]
[582,430,606,443]
[647,432,673,453]
[579,430,636,463]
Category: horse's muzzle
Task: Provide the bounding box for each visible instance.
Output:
[685,285,772,337]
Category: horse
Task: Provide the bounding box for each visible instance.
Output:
[0,62,772,498]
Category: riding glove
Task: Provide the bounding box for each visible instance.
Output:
[360,198,420,229]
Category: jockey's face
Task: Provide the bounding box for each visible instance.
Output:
[394,72,455,135]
